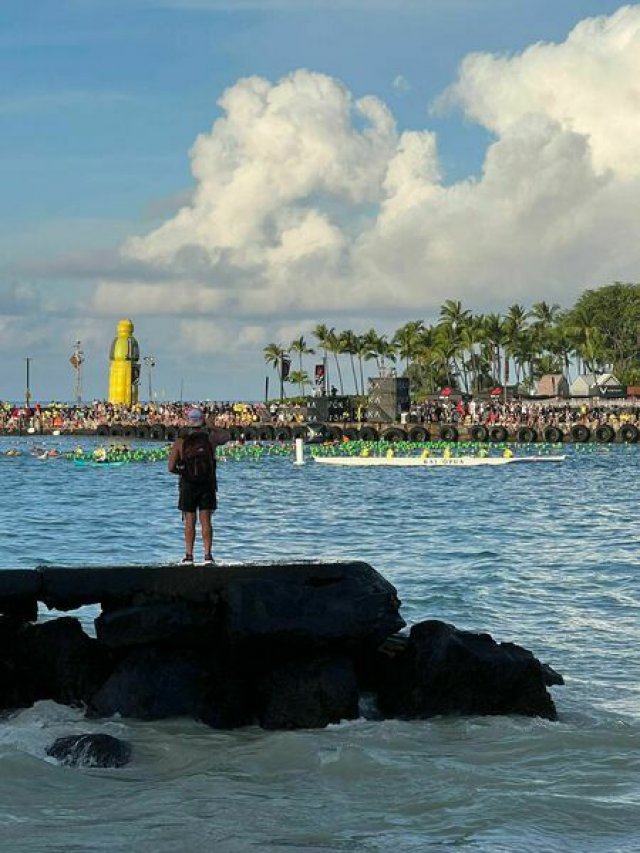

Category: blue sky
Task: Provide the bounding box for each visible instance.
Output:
[0,0,636,401]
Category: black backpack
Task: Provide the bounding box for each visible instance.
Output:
[181,431,216,485]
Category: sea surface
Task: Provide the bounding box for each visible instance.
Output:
[0,437,639,853]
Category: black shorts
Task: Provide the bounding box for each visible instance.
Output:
[178,479,217,513]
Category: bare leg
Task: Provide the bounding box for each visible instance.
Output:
[200,509,213,557]
[184,512,196,557]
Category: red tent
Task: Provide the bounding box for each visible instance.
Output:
[440,387,452,397]
[489,388,502,396]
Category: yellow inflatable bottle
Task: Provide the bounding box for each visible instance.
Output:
[108,319,140,405]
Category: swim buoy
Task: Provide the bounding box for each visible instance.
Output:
[409,426,429,442]
[543,426,564,444]
[489,425,508,443]
[618,424,639,444]
[516,426,537,443]
[359,426,379,441]
[439,425,458,443]
[470,425,488,442]
[571,424,591,443]
[594,424,615,443]
[382,427,407,443]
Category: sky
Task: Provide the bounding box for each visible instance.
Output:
[1,0,638,401]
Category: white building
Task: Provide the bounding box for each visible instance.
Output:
[569,373,624,398]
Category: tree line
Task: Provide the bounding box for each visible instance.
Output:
[263,282,640,398]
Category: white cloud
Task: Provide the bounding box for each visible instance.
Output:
[392,74,411,93]
[104,7,640,328]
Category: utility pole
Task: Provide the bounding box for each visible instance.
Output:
[143,355,156,402]
[25,357,31,409]
[70,340,84,403]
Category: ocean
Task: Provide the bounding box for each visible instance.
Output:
[1,437,639,852]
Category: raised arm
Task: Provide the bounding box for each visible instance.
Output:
[168,438,183,474]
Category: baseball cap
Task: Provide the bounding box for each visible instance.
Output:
[186,407,205,426]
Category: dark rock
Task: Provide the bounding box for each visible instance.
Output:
[258,656,359,730]
[541,662,565,686]
[47,734,132,768]
[17,618,113,708]
[376,620,558,721]
[95,601,220,648]
[0,570,39,623]
[198,656,256,730]
[87,647,206,720]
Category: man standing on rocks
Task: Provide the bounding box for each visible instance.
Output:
[168,407,230,565]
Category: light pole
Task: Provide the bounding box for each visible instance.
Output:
[143,356,156,402]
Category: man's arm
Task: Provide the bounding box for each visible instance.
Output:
[209,427,231,448]
[168,438,183,474]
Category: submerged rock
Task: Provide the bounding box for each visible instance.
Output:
[376,620,559,721]
[47,733,132,768]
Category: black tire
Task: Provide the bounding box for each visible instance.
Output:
[489,425,508,443]
[276,427,293,441]
[516,427,537,443]
[408,426,429,442]
[242,426,257,440]
[618,424,639,444]
[343,427,360,441]
[359,426,379,441]
[109,426,123,437]
[135,426,150,440]
[291,425,308,440]
[165,427,178,442]
[326,425,344,441]
[382,427,407,442]
[470,425,488,442]
[228,426,242,441]
[571,424,591,443]
[594,424,615,443]
[543,426,564,443]
[96,424,110,437]
[122,427,136,439]
[257,425,275,441]
[439,425,459,443]
[149,425,166,441]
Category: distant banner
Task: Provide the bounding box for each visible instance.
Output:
[281,355,291,381]
[314,363,325,385]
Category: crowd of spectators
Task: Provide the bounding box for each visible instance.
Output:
[0,396,639,434]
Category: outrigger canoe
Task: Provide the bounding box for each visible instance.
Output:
[314,455,566,467]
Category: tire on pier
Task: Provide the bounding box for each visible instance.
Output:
[489,425,509,443]
[135,426,150,440]
[122,426,136,439]
[165,427,178,442]
[618,424,639,444]
[382,427,407,443]
[109,426,123,437]
[228,426,242,441]
[359,426,379,441]
[291,425,308,440]
[343,427,360,441]
[96,424,110,437]
[408,426,429,442]
[242,426,258,440]
[325,425,344,441]
[571,424,591,443]
[469,425,488,442]
[257,425,275,441]
[275,426,293,441]
[594,424,615,444]
[149,425,166,441]
[543,426,564,444]
[439,425,459,443]
[515,426,538,443]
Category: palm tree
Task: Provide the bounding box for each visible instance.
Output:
[263,342,288,401]
[289,336,314,375]
[393,320,425,374]
[326,328,346,394]
[312,323,332,394]
[340,330,360,395]
[287,369,310,397]
[483,313,506,386]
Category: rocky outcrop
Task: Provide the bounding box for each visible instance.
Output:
[374,620,559,721]
[0,563,563,729]
[47,734,132,768]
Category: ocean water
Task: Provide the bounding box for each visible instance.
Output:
[0,437,639,852]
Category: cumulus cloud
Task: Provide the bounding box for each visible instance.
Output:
[108,7,640,328]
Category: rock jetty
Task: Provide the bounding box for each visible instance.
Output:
[0,562,563,729]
